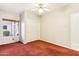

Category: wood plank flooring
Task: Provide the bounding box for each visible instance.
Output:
[0,40,79,56]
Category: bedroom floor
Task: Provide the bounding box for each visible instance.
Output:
[0,40,79,56]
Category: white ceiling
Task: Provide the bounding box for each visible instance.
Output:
[0,3,68,15]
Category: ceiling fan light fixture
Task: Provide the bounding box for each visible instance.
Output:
[32,3,49,15]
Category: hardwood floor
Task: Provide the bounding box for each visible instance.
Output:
[0,40,79,56]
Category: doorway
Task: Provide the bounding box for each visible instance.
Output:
[2,18,20,44]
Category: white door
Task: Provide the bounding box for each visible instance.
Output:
[70,13,79,51]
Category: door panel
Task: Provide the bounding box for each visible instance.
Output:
[70,13,79,51]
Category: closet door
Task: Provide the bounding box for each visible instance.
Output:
[70,13,79,51]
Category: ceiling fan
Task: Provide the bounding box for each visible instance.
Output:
[32,3,49,15]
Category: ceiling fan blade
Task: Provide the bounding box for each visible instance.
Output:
[43,8,49,11]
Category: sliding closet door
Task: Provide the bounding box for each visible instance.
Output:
[70,13,79,51]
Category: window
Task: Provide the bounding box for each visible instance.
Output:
[2,19,19,37]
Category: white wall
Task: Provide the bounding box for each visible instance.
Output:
[40,4,79,48]
[40,10,70,47]
[21,11,40,44]
[0,11,20,45]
